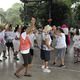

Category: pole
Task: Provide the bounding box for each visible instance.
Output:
[24,3,26,26]
[49,0,52,26]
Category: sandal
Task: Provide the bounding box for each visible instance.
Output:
[14,73,21,78]
[24,74,32,77]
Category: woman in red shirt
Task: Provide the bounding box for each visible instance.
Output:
[14,18,35,78]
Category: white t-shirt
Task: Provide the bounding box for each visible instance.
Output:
[29,33,35,49]
[15,32,20,38]
[62,28,68,35]
[20,32,30,54]
[73,29,76,33]
[55,33,66,49]
[5,31,15,39]
[73,35,80,48]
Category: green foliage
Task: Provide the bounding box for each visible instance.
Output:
[0,8,6,23]
[53,0,72,7]
[76,4,80,20]
[51,1,71,26]
[71,0,80,4]
[5,3,23,26]
[20,1,71,26]
[73,4,80,27]
[1,1,80,28]
[20,2,49,26]
[0,3,23,26]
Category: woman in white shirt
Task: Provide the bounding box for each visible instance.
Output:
[73,29,80,63]
[5,24,15,56]
[41,25,54,73]
[53,28,66,68]
[13,25,21,60]
[14,18,35,78]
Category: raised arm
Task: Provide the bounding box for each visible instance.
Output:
[53,30,62,37]
[26,18,35,35]
[5,24,10,32]
[0,22,8,28]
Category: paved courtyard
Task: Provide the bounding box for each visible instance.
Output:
[0,38,80,80]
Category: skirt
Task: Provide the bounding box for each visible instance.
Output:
[6,39,13,47]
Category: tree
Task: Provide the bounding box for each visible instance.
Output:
[0,8,6,23]
[71,0,80,4]
[51,1,71,26]
[19,2,48,25]
[53,0,72,7]
[74,4,80,27]
[20,1,71,26]
[5,3,23,26]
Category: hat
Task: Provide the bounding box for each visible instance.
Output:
[61,25,68,28]
[44,25,52,33]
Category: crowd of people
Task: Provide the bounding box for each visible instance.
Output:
[0,18,80,78]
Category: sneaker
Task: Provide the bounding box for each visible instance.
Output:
[59,64,65,68]
[14,57,19,60]
[41,65,49,69]
[74,60,78,63]
[3,56,7,59]
[74,61,78,63]
[0,59,2,62]
[43,69,51,73]
[53,62,57,65]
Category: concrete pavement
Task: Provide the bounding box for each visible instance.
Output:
[0,38,80,80]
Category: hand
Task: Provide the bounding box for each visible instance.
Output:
[31,17,35,24]
[32,27,35,30]
[51,47,54,50]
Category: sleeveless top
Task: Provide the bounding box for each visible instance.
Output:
[19,33,32,51]
[41,32,52,51]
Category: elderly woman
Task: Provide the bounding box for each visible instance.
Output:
[41,25,54,73]
[53,29,66,68]
[5,24,15,56]
[14,18,35,78]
